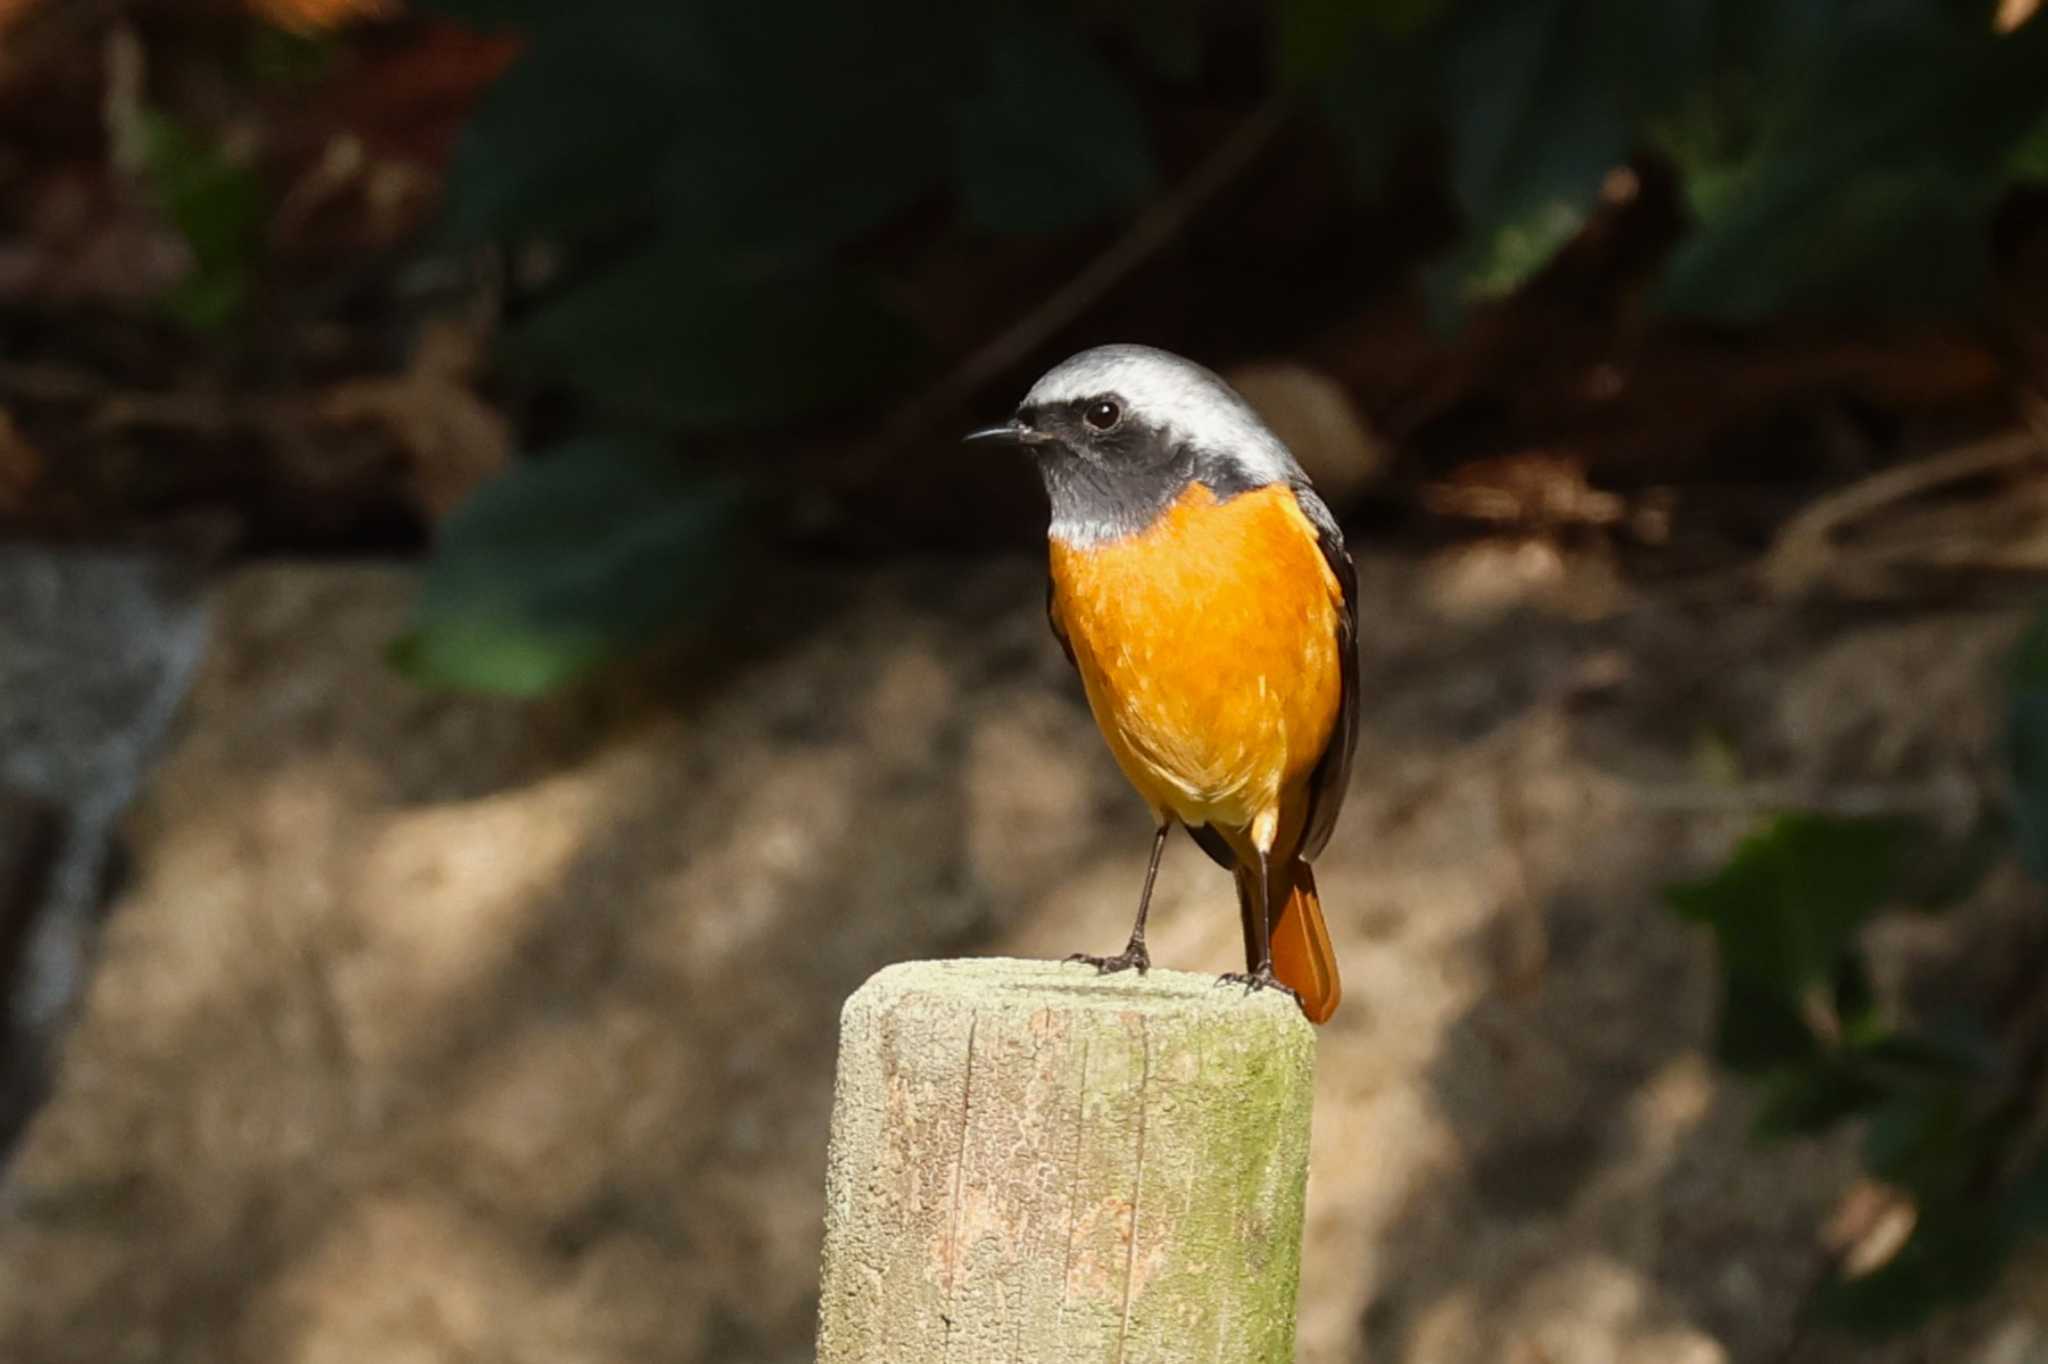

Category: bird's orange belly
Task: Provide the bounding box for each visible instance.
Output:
[1048,482,1343,846]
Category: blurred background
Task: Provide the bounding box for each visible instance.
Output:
[5,0,2048,1360]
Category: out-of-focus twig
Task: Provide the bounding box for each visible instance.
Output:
[0,326,506,525]
[1762,428,2048,598]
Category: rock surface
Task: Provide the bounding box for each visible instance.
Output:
[0,547,211,1172]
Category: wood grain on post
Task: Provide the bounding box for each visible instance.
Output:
[816,957,1317,1364]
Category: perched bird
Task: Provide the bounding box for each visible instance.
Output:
[969,344,1358,1023]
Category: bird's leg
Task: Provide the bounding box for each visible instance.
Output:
[1220,848,1300,1004]
[1237,876,1260,974]
[1069,822,1168,975]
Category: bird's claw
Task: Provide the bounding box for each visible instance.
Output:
[1216,966,1301,1005]
[1066,945,1151,976]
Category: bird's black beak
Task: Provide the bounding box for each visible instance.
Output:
[963,421,1049,448]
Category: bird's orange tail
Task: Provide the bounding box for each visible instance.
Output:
[1236,858,1342,1024]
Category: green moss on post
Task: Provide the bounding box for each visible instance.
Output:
[816,957,1317,1364]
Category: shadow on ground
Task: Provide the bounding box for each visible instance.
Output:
[1335,594,2042,1364]
[1,548,2043,1363]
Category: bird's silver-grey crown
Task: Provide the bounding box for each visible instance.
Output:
[1005,344,1309,546]
[1021,344,1303,488]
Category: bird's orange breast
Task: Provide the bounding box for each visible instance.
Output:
[1048,481,1344,846]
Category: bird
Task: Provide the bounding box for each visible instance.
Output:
[967,344,1358,1023]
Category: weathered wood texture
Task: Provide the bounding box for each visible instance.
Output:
[816,957,1317,1364]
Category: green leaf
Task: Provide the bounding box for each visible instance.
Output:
[1658,7,2048,321]
[504,246,914,432]
[1855,1026,2001,1087]
[1425,0,1702,320]
[1441,0,1712,225]
[1713,971,1819,1075]
[1832,951,1880,1042]
[1860,1086,1979,1196]
[395,438,745,696]
[1279,0,1446,85]
[441,1,961,252]
[136,111,264,330]
[1105,0,1217,82]
[245,26,337,86]
[1749,1014,1999,1140]
[950,9,1157,235]
[1752,1057,1887,1138]
[2014,699,2048,882]
[436,12,688,245]
[389,621,611,698]
[1439,197,1589,314]
[1316,22,1433,197]
[1664,167,1995,322]
[652,6,955,257]
[2011,109,2048,185]
[163,272,253,333]
[2000,1151,2048,1236]
[1279,0,1365,86]
[1433,0,1637,229]
[1667,813,1915,996]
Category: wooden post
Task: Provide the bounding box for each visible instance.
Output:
[816,957,1317,1364]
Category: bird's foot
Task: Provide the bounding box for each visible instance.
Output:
[1217,965,1302,1006]
[1066,942,1150,975]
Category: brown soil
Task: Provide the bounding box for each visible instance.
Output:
[0,545,2042,1363]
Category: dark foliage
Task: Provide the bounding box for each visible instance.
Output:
[1666,621,2048,1336]
[374,0,2048,691]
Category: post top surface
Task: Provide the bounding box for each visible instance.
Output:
[846,956,1314,1031]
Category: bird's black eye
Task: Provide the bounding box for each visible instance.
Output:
[1083,399,1121,432]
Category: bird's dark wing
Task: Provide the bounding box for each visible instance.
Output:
[1046,577,1076,671]
[1293,482,1359,861]
[1184,821,1236,870]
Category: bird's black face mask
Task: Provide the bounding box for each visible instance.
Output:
[994,399,1261,546]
